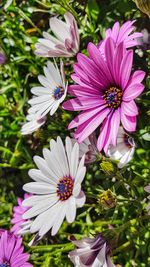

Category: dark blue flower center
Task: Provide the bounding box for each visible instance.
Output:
[57,176,74,201]
[104,87,122,109]
[53,86,64,100]
[0,263,10,267]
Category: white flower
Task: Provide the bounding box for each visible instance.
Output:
[71,133,99,164]
[22,136,86,237]
[35,12,79,58]
[107,127,135,168]
[21,112,46,135]
[69,234,115,267]
[21,60,67,135]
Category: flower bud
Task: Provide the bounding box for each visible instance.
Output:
[135,0,150,17]
[98,189,117,210]
[100,161,115,175]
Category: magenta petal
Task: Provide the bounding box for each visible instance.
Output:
[110,108,121,146]
[120,50,133,89]
[87,42,112,84]
[63,97,103,111]
[127,70,145,87]
[77,53,107,87]
[113,42,126,86]
[111,22,120,43]
[123,83,144,101]
[68,85,100,97]
[68,105,107,129]
[121,110,136,132]
[121,101,138,116]
[74,108,111,143]
[97,112,113,152]
[105,37,115,80]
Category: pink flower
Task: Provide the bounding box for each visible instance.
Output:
[35,12,79,58]
[69,234,115,267]
[99,20,142,56]
[11,193,32,235]
[144,184,150,215]
[0,230,32,267]
[63,37,145,152]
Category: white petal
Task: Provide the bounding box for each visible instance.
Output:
[70,143,79,179]
[28,169,56,185]
[23,196,58,219]
[51,203,67,235]
[74,167,86,185]
[66,196,76,223]
[50,17,71,43]
[76,191,86,208]
[50,101,59,116]
[23,182,56,194]
[73,183,81,197]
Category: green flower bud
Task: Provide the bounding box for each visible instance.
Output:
[135,0,150,17]
[98,189,117,210]
[100,161,115,175]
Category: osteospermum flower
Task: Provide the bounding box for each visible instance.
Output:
[0,230,32,267]
[11,193,32,235]
[107,127,135,168]
[72,133,99,164]
[21,60,67,135]
[144,184,150,215]
[99,20,142,56]
[21,112,46,135]
[63,37,145,152]
[22,136,86,237]
[35,12,79,58]
[69,234,115,267]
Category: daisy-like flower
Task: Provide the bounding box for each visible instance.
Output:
[99,20,142,55]
[0,230,32,267]
[21,112,46,135]
[22,136,86,237]
[144,184,150,215]
[35,12,79,58]
[11,193,32,235]
[107,127,135,168]
[72,133,99,164]
[69,234,115,267]
[21,60,67,135]
[63,37,145,152]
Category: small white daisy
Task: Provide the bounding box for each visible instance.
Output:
[21,60,67,135]
[22,136,86,237]
[35,12,79,58]
[107,127,135,168]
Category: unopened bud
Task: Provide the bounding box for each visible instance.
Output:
[98,189,117,210]
[100,161,115,175]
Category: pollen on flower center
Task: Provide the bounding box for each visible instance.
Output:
[57,176,74,201]
[103,87,122,109]
[53,85,64,100]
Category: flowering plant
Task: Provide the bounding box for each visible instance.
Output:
[0,0,150,266]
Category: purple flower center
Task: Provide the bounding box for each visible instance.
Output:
[104,87,122,108]
[53,86,64,100]
[0,262,10,267]
[57,176,74,201]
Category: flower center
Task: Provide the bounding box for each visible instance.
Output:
[53,86,64,100]
[103,87,122,109]
[57,176,74,201]
[0,263,10,267]
[124,134,134,148]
